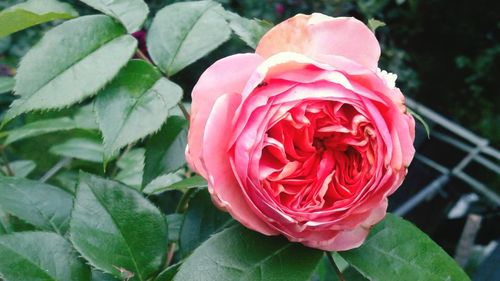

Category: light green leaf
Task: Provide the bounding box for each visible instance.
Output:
[367,18,386,32]
[115,148,145,190]
[142,173,183,194]
[4,105,98,145]
[147,0,231,76]
[4,15,137,124]
[0,76,14,94]
[142,116,187,186]
[50,137,106,163]
[155,263,181,281]
[0,0,78,38]
[224,11,273,49]
[0,176,73,234]
[0,232,90,281]
[179,189,231,256]
[70,172,168,281]
[1,160,36,177]
[79,0,148,33]
[94,60,182,160]
[340,214,470,281]
[5,117,76,145]
[174,224,323,281]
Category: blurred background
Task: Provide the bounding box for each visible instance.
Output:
[0,0,498,279]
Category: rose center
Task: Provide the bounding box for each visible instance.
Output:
[259,101,377,211]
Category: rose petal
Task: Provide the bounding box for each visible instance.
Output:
[256,14,380,70]
[186,53,264,176]
[203,92,278,235]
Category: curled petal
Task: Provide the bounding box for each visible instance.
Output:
[256,14,381,70]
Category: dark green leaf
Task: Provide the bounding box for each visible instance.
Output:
[179,189,231,256]
[79,0,148,33]
[340,214,470,281]
[0,0,78,38]
[50,137,106,163]
[70,172,168,281]
[155,263,181,281]
[174,224,323,281]
[94,60,182,159]
[225,11,273,49]
[147,0,231,76]
[142,116,187,186]
[0,176,73,234]
[0,76,15,94]
[0,232,90,281]
[115,148,145,190]
[1,160,36,177]
[4,15,137,124]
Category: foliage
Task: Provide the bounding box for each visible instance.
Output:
[0,0,472,280]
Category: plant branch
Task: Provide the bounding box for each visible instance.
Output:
[136,49,153,65]
[40,157,72,183]
[326,252,346,281]
[0,145,13,176]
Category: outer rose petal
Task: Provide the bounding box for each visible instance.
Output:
[203,93,278,235]
[186,53,264,176]
[256,14,381,70]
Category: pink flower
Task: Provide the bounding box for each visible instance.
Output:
[186,13,415,251]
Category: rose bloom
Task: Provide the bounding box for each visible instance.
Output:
[186,13,415,251]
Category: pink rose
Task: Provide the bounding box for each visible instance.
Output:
[186,13,415,251]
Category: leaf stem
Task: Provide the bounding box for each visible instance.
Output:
[326,252,346,281]
[40,157,72,183]
[0,145,14,176]
[136,49,153,65]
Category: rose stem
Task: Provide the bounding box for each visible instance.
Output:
[135,49,191,121]
[326,251,346,281]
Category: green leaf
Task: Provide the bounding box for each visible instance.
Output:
[0,0,78,38]
[0,76,14,94]
[70,172,168,281]
[142,116,187,186]
[147,0,231,76]
[174,224,323,281]
[92,270,120,281]
[4,105,98,145]
[155,263,181,281]
[0,232,90,281]
[79,0,148,33]
[5,117,76,145]
[0,176,73,234]
[367,18,386,32]
[224,11,273,49]
[1,160,36,177]
[4,15,137,124]
[94,60,182,159]
[339,214,470,281]
[115,148,145,190]
[50,137,106,163]
[143,175,206,195]
[179,189,232,256]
